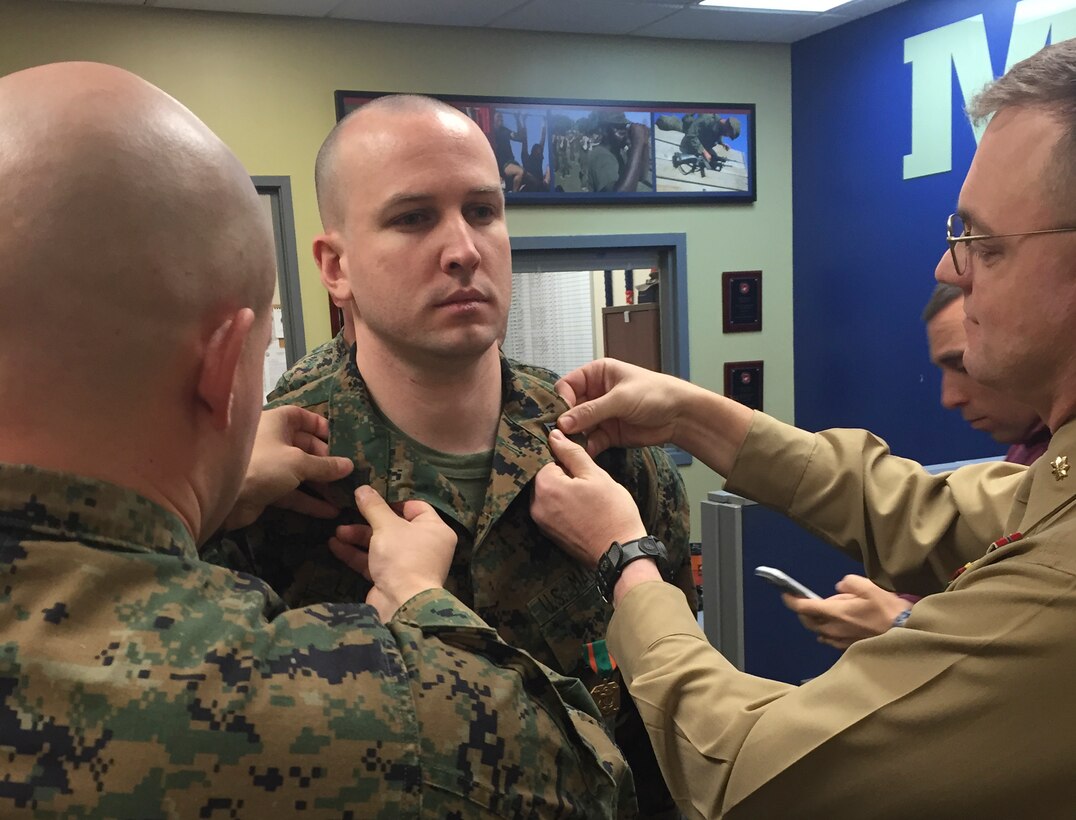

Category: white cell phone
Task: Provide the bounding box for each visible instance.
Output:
[754,566,821,599]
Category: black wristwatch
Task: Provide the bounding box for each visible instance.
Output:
[595,536,670,603]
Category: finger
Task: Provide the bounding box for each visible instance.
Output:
[834,574,875,595]
[785,596,827,617]
[585,427,613,458]
[559,395,615,436]
[273,489,341,520]
[353,485,399,529]
[296,453,354,484]
[398,498,437,522]
[292,430,329,458]
[328,536,371,578]
[797,613,824,633]
[534,460,568,488]
[335,522,372,548]
[781,592,809,613]
[547,429,599,477]
[817,635,850,650]
[287,406,332,442]
[554,376,579,408]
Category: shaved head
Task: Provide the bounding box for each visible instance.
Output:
[0,63,273,374]
[0,62,275,536]
[314,94,477,230]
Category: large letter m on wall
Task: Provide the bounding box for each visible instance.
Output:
[904,0,1076,180]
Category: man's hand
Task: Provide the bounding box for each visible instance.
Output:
[555,358,753,477]
[782,575,912,650]
[328,486,456,622]
[223,406,354,531]
[554,359,690,456]
[532,429,647,569]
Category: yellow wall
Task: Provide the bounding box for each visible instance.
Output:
[0,0,793,534]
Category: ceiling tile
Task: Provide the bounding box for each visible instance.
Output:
[329,0,531,27]
[634,7,812,42]
[57,0,912,43]
[492,0,677,36]
[149,0,339,15]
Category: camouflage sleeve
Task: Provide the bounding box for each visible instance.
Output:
[5,557,627,818]
[599,446,696,614]
[393,589,633,817]
[265,371,297,403]
[645,445,697,613]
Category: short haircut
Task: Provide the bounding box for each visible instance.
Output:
[314,94,466,229]
[921,282,962,324]
[967,39,1076,217]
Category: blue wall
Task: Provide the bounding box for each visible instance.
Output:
[791,0,1072,463]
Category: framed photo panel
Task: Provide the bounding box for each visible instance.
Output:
[335,90,756,205]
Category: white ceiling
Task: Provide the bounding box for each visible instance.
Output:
[60,0,909,43]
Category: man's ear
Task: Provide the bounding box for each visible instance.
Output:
[313,232,352,305]
[197,307,256,432]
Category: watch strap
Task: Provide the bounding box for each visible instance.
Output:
[595,535,670,602]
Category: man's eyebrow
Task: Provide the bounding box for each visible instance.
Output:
[379,192,434,213]
[377,186,504,215]
[955,206,997,236]
[469,186,504,199]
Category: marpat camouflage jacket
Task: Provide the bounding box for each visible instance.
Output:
[231,353,696,687]
[0,463,631,818]
[211,353,696,816]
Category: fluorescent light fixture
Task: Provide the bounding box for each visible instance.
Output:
[1014,0,1076,25]
[698,0,857,11]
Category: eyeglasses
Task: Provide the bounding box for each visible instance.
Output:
[946,213,1076,275]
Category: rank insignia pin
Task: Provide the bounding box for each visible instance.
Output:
[1050,455,1069,482]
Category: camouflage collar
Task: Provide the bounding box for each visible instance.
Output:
[324,355,569,537]
[0,463,197,561]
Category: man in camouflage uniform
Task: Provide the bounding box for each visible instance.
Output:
[223,94,696,819]
[679,115,740,169]
[0,62,630,817]
[585,111,651,193]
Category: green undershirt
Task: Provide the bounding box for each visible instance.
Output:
[378,414,494,523]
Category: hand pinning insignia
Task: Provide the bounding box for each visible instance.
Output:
[1050,455,1069,482]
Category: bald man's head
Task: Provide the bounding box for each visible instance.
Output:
[314,94,478,230]
[0,63,273,342]
[0,63,276,535]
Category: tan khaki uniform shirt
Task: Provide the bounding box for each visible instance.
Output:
[609,412,1076,818]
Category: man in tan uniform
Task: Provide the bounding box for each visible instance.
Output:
[785,254,1050,651]
[524,40,1076,818]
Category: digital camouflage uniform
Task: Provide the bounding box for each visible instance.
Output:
[266,330,350,402]
[0,463,631,818]
[267,331,553,403]
[214,351,697,818]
